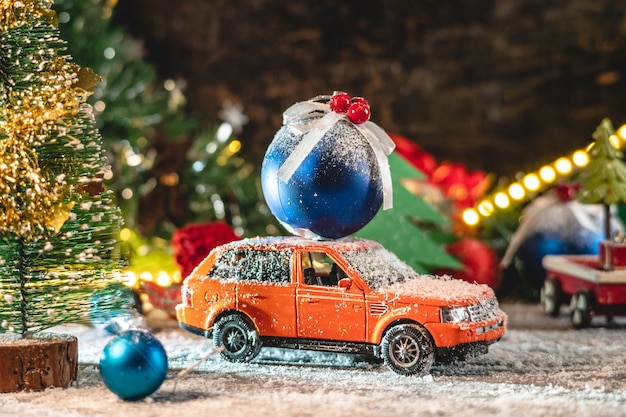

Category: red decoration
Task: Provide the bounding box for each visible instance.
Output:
[329,93,351,113]
[554,182,581,201]
[350,96,369,107]
[438,238,500,290]
[171,222,240,278]
[347,103,370,124]
[329,92,371,124]
[389,133,489,210]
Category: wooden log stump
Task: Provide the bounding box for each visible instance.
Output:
[0,333,78,392]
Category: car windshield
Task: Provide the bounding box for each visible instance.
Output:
[340,245,421,291]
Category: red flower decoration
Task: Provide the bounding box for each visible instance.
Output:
[171,221,240,278]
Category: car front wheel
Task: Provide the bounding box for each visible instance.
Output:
[213,313,262,362]
[381,323,435,376]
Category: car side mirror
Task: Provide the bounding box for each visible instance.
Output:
[338,277,352,290]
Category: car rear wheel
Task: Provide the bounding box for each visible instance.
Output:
[570,291,593,329]
[540,277,562,317]
[381,323,435,376]
[213,313,262,362]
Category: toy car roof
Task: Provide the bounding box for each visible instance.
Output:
[213,236,380,254]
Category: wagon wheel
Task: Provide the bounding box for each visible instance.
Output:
[540,277,562,317]
[570,291,593,329]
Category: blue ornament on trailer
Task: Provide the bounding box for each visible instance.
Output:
[501,186,623,290]
[261,93,395,239]
[99,330,168,401]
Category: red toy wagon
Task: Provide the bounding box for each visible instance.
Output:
[541,239,626,328]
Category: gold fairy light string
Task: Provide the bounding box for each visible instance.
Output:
[462,124,626,227]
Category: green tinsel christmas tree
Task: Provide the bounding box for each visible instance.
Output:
[577,118,626,240]
[0,0,126,335]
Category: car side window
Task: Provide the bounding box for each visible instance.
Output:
[209,249,291,283]
[254,250,291,283]
[209,249,244,280]
[301,251,346,286]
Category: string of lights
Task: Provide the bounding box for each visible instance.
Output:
[462,124,626,227]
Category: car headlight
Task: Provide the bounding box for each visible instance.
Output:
[441,306,471,323]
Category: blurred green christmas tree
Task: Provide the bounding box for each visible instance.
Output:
[356,153,460,273]
[577,118,626,239]
[53,0,275,241]
[0,0,126,334]
[51,1,461,283]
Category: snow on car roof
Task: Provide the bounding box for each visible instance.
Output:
[213,236,379,253]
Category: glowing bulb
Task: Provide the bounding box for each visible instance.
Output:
[120,228,132,241]
[206,142,218,154]
[610,134,620,149]
[103,47,116,60]
[139,271,153,282]
[555,158,572,174]
[216,122,233,143]
[227,139,242,154]
[123,271,137,287]
[522,174,541,191]
[539,166,556,183]
[572,150,589,167]
[477,200,494,217]
[494,192,510,208]
[126,154,143,167]
[164,79,176,91]
[156,271,172,287]
[462,209,480,226]
[618,124,626,139]
[508,183,525,200]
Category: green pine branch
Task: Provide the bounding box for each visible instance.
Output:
[356,153,461,273]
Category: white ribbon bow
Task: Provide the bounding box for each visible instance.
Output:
[276,96,396,210]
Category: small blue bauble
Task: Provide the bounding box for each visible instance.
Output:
[262,118,382,239]
[99,330,168,401]
[516,202,608,289]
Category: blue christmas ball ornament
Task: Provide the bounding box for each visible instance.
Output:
[262,116,384,239]
[518,232,600,289]
[99,330,168,401]
[503,191,622,290]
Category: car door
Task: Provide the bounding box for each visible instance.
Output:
[235,249,298,338]
[295,250,366,342]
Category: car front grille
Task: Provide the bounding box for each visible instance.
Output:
[468,297,499,322]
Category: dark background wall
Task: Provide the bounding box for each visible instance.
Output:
[115,0,626,178]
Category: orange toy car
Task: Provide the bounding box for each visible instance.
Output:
[176,236,507,375]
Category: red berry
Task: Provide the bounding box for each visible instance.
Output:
[347,102,370,124]
[329,93,351,113]
[351,96,369,108]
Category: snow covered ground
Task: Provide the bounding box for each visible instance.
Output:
[1,303,626,417]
